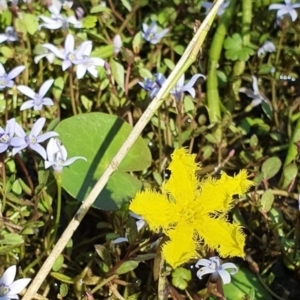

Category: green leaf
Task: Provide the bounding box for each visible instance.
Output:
[171,267,191,290]
[1,46,14,59]
[59,284,68,297]
[261,157,282,180]
[116,260,139,274]
[281,163,298,189]
[53,77,64,100]
[110,59,124,90]
[55,113,152,210]
[23,13,39,35]
[260,190,274,213]
[223,266,271,300]
[52,254,64,272]
[133,32,142,54]
[0,233,23,245]
[90,5,111,14]
[121,0,132,11]
[224,33,255,61]
[82,15,98,29]
[95,244,112,266]
[50,272,73,284]
[92,46,114,60]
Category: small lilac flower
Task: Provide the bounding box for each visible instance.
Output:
[11,118,59,159]
[202,1,230,16]
[45,138,86,173]
[195,256,238,285]
[142,21,169,45]
[257,41,276,57]
[73,56,105,79]
[41,34,92,70]
[0,118,16,153]
[138,73,165,99]
[39,2,81,30]
[239,76,266,107]
[17,79,55,111]
[0,265,31,299]
[51,0,73,9]
[170,73,206,101]
[113,34,122,54]
[34,48,56,64]
[269,0,300,22]
[0,26,18,44]
[0,64,25,90]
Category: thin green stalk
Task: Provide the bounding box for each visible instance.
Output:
[22,2,224,298]
[207,0,238,123]
[231,0,252,103]
[69,70,77,115]
[51,174,62,246]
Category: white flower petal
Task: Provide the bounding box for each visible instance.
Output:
[17,85,36,99]
[39,79,54,98]
[7,278,31,295]
[0,265,16,285]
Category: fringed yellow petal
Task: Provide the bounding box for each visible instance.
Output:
[162,148,200,206]
[219,170,254,196]
[162,225,197,268]
[129,190,175,231]
[195,216,245,258]
[198,176,233,214]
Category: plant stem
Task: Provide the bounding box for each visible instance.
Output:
[206,0,237,123]
[69,70,77,116]
[50,174,62,247]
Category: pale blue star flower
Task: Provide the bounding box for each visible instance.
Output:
[0,64,25,90]
[0,0,8,12]
[73,56,105,79]
[0,118,16,153]
[142,21,169,45]
[195,256,238,285]
[170,73,206,101]
[0,26,18,44]
[138,73,165,99]
[17,79,54,111]
[202,1,230,16]
[34,47,56,64]
[0,265,31,299]
[39,2,81,30]
[239,76,266,107]
[41,34,92,70]
[45,138,86,173]
[257,41,276,57]
[11,118,59,159]
[269,0,300,22]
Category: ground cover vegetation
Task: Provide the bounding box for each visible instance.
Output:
[0,0,299,299]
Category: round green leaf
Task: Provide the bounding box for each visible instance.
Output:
[260,189,274,213]
[281,163,298,189]
[55,113,151,210]
[261,157,282,180]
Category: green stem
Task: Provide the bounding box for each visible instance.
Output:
[207,0,238,123]
[231,0,252,103]
[90,274,118,294]
[51,174,62,246]
[69,70,77,115]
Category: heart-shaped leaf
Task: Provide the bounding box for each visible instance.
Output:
[55,113,152,210]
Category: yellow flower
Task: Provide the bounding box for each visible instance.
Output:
[129,148,254,269]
